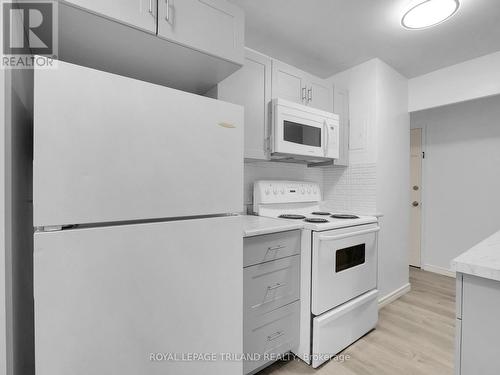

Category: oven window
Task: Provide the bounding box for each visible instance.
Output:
[336,244,365,272]
[283,121,321,147]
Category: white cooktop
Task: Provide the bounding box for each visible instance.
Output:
[253,180,377,231]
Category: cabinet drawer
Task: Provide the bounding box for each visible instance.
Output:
[243,301,300,375]
[312,289,378,368]
[244,230,301,267]
[244,255,300,320]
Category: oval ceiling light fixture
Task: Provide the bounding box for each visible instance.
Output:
[402,0,460,29]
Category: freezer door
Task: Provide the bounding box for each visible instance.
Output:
[34,216,242,375]
[33,61,243,227]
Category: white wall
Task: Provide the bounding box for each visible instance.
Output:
[375,60,411,300]
[327,59,410,301]
[411,95,500,273]
[409,51,500,112]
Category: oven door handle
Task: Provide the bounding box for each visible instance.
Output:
[318,227,380,241]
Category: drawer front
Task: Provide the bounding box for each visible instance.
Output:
[312,289,378,368]
[244,256,300,320]
[244,301,300,375]
[244,231,301,267]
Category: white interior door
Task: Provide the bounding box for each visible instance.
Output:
[410,128,423,267]
[33,61,243,227]
[34,216,242,375]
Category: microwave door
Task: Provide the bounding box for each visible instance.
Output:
[274,116,325,157]
[324,120,340,159]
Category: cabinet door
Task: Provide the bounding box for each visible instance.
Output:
[157,0,244,64]
[218,49,271,160]
[461,275,500,375]
[272,60,307,105]
[62,0,157,33]
[307,78,333,112]
[333,87,350,166]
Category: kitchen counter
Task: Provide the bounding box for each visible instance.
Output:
[451,229,500,281]
[241,215,303,237]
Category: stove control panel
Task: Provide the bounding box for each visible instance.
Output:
[254,180,321,204]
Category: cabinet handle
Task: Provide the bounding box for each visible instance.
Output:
[267,282,286,291]
[301,87,307,102]
[267,331,284,342]
[267,245,285,252]
[165,0,170,22]
[148,0,154,15]
[308,87,313,102]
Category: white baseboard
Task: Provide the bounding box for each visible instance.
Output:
[378,283,411,309]
[422,264,456,278]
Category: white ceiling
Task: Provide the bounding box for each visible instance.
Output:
[230,0,500,78]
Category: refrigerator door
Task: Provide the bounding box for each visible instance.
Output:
[33,61,243,227]
[34,216,242,375]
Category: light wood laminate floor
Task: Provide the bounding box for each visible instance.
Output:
[258,267,455,375]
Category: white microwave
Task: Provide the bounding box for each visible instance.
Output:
[271,98,340,161]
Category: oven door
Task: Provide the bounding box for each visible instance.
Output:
[273,104,326,158]
[311,223,379,316]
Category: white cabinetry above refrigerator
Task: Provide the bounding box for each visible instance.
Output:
[58,0,244,93]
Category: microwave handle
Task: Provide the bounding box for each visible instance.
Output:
[324,121,329,157]
[318,227,380,241]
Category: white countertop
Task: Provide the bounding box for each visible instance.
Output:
[240,215,303,237]
[452,230,500,282]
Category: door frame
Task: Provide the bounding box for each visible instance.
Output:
[410,126,427,269]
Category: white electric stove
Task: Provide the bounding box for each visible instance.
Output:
[253,181,380,368]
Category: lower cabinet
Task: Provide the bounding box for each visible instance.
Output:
[243,231,301,374]
[456,273,500,375]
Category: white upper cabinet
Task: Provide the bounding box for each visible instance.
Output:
[62,0,157,34]
[58,0,244,94]
[272,60,334,112]
[308,76,334,112]
[157,0,245,64]
[272,60,308,105]
[218,49,272,160]
[215,51,338,162]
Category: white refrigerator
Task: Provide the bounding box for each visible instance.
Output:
[33,61,244,375]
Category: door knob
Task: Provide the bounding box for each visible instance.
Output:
[412,201,419,207]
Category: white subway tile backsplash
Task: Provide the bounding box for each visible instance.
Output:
[322,163,377,213]
[244,161,377,215]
